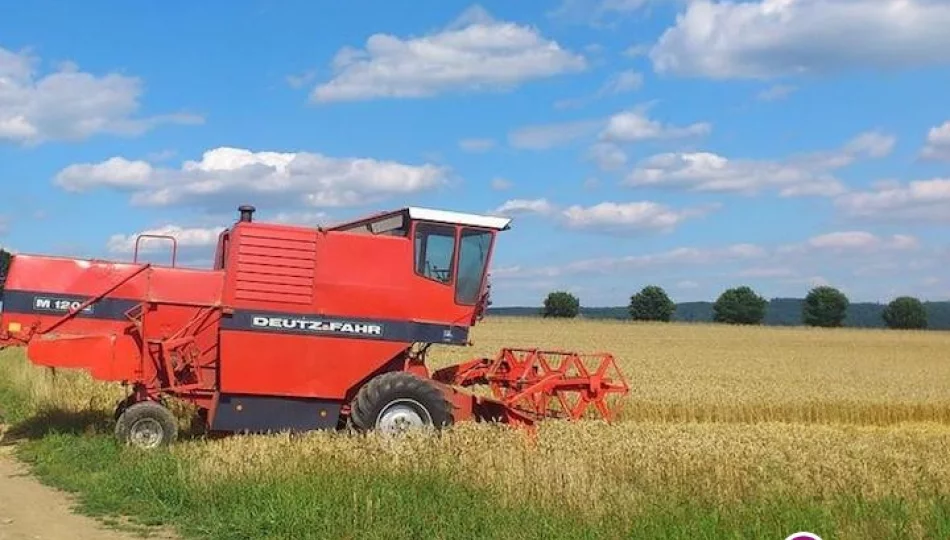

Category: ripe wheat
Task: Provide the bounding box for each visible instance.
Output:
[3,316,950,522]
[433,317,950,425]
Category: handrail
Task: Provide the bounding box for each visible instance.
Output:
[134,234,178,267]
[39,264,151,335]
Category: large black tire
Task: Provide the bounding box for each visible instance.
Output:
[349,371,454,434]
[113,394,137,421]
[114,400,178,449]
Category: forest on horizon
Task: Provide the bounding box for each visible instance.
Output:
[487,298,950,330]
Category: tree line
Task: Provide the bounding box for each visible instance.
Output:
[540,285,931,330]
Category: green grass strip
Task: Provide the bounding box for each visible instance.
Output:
[3,361,950,539]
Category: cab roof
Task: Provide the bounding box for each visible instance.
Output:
[406,207,511,230]
[327,206,512,233]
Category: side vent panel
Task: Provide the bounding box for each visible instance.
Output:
[234,229,316,306]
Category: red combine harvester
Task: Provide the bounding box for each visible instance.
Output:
[0,205,629,448]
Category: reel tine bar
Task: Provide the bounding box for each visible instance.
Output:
[436,347,630,423]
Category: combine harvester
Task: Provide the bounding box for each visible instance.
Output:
[0,205,628,448]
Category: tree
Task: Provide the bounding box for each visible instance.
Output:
[882,296,928,330]
[712,286,767,325]
[541,291,579,318]
[629,285,676,322]
[802,286,850,327]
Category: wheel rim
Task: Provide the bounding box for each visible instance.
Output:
[129,418,164,449]
[375,398,432,435]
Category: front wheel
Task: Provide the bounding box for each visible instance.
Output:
[349,372,454,434]
[114,400,178,449]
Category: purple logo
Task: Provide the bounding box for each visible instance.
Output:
[785,533,822,540]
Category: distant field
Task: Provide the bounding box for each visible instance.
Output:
[437,317,950,424]
[2,317,950,539]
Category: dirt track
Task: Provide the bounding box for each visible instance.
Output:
[0,439,176,540]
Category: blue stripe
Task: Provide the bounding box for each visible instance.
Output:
[0,290,138,320]
[1,288,470,345]
[220,309,470,345]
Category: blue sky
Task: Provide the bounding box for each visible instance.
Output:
[2,0,950,307]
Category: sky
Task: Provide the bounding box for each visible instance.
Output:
[1,0,950,307]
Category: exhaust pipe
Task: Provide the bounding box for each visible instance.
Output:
[238,205,255,223]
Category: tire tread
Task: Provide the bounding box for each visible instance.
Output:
[114,400,179,448]
[349,371,453,431]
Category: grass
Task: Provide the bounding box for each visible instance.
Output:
[2,317,950,538]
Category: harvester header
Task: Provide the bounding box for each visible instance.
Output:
[0,205,628,448]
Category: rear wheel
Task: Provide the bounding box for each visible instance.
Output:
[349,371,453,434]
[114,400,178,449]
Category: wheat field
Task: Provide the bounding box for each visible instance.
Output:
[3,316,950,536]
[438,317,950,425]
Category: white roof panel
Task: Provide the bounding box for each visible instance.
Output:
[407,207,512,230]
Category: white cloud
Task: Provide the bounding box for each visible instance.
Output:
[0,46,202,145]
[54,147,448,211]
[285,69,317,89]
[55,157,154,191]
[508,118,602,149]
[597,0,655,13]
[755,232,923,286]
[492,198,715,234]
[491,227,945,304]
[586,142,628,171]
[650,0,950,79]
[585,43,605,54]
[780,231,920,254]
[496,242,766,279]
[551,0,649,17]
[807,231,884,250]
[577,105,711,170]
[492,198,556,216]
[495,230,922,289]
[757,84,796,102]
[624,130,894,197]
[107,225,225,254]
[511,104,708,150]
[598,70,644,95]
[773,275,833,289]
[269,210,331,225]
[626,152,843,196]
[561,201,715,234]
[548,0,677,25]
[555,70,645,109]
[459,138,496,152]
[834,178,950,222]
[839,131,896,160]
[920,121,950,161]
[490,177,512,191]
[599,107,711,143]
[737,267,796,278]
[309,6,586,103]
[146,149,177,162]
[624,44,649,57]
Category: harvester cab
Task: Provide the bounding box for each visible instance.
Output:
[0,205,629,449]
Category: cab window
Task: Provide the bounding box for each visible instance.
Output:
[414,223,456,284]
[455,228,492,305]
